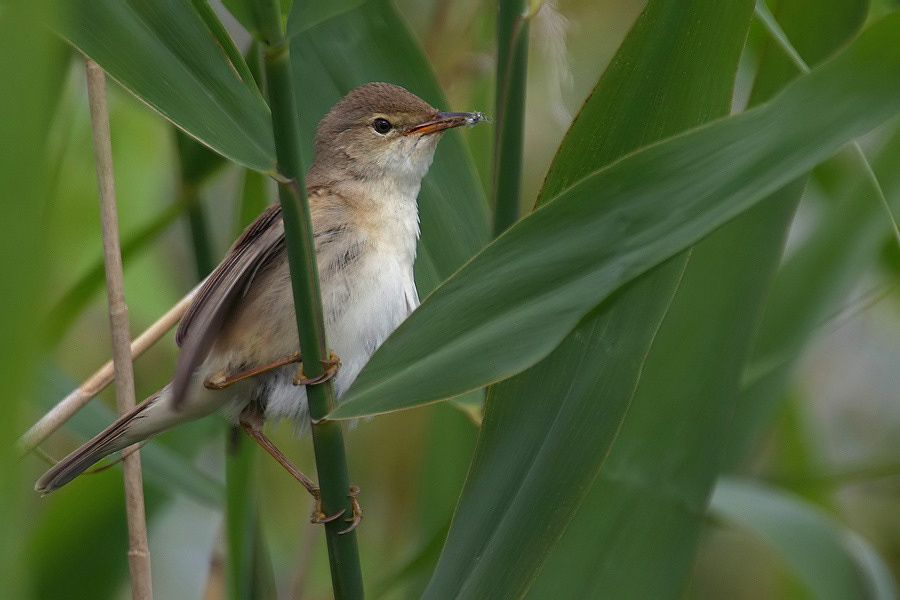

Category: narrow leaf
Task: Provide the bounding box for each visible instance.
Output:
[726,0,881,462]
[711,478,897,600]
[731,123,900,462]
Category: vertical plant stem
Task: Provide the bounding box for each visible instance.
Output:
[185,196,215,276]
[236,44,270,236]
[493,0,530,236]
[225,428,256,600]
[85,57,153,600]
[177,180,215,279]
[257,3,364,597]
[175,128,263,599]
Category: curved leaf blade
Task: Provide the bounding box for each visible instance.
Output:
[59,0,275,171]
[334,11,900,419]
[725,0,887,465]
[732,124,900,462]
[525,3,874,598]
[711,478,897,600]
[423,1,753,597]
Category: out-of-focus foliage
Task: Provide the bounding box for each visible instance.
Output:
[0,2,67,598]
[8,0,900,599]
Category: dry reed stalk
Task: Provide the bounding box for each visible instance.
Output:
[85,57,153,599]
[18,287,196,455]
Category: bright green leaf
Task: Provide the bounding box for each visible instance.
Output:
[45,199,198,344]
[0,2,67,595]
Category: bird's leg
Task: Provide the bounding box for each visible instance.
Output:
[204,352,302,390]
[238,414,345,525]
[293,350,341,386]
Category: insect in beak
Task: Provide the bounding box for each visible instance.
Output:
[403,111,488,136]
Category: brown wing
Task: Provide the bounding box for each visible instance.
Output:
[171,203,285,408]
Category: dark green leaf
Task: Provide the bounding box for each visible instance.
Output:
[527,4,871,598]
[59,0,275,171]
[731,123,900,463]
[286,0,365,37]
[335,10,900,419]
[425,0,754,597]
[492,0,529,235]
[726,0,886,464]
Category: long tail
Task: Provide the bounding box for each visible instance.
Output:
[35,380,222,494]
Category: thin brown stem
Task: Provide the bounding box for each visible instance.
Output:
[18,286,197,455]
[85,57,152,600]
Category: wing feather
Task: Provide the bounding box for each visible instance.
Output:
[171,203,285,407]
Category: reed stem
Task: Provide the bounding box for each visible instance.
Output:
[85,56,153,600]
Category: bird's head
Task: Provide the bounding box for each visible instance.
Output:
[310,82,484,187]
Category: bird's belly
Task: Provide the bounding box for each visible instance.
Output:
[327,252,418,395]
[261,251,418,424]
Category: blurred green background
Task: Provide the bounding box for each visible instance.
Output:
[3,0,900,598]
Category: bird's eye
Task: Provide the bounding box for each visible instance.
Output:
[372,118,393,134]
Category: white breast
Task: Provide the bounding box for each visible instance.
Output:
[262,185,420,425]
[327,248,419,397]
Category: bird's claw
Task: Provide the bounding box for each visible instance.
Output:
[310,491,346,525]
[293,350,341,386]
[338,486,363,535]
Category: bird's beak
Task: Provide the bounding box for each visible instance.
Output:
[404,111,486,136]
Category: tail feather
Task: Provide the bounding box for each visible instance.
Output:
[36,376,236,494]
[35,391,159,494]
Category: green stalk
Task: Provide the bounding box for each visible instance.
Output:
[492,0,529,236]
[177,129,258,598]
[185,197,215,276]
[175,129,226,277]
[225,428,257,599]
[237,167,269,235]
[257,3,364,597]
[236,44,269,236]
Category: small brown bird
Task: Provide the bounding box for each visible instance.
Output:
[36,83,485,528]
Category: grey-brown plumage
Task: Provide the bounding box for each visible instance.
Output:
[36,82,484,494]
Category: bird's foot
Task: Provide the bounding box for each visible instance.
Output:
[338,486,363,535]
[310,488,346,525]
[293,350,341,386]
[308,486,362,533]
